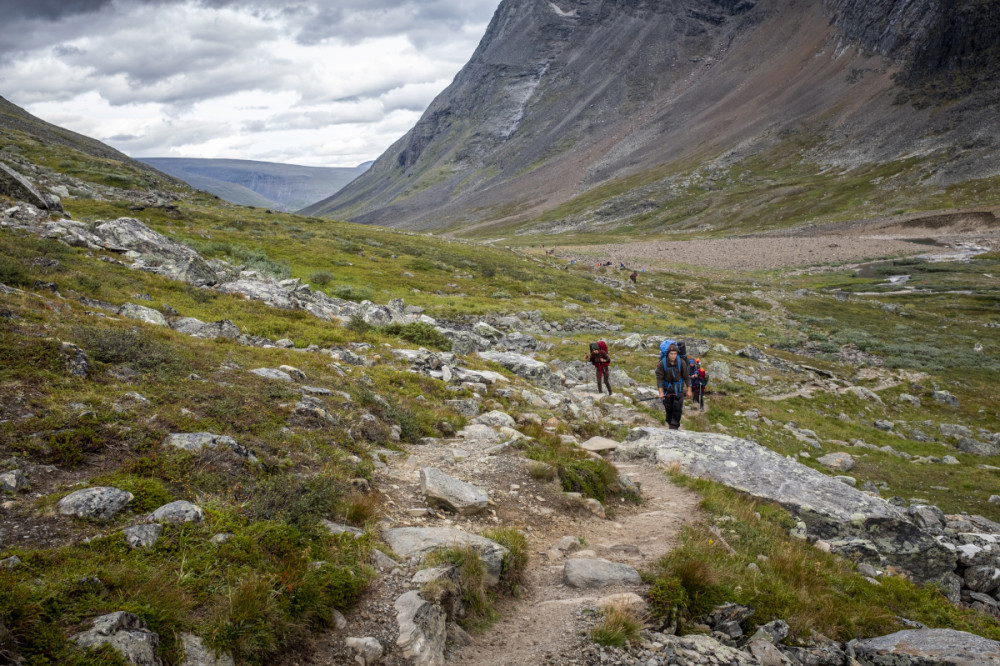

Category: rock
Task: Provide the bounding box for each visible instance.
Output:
[0,469,29,493]
[279,365,307,381]
[851,628,1000,665]
[907,505,945,532]
[932,390,959,407]
[579,436,619,453]
[457,424,500,443]
[445,399,480,417]
[873,419,894,431]
[751,619,789,644]
[210,533,234,546]
[345,636,384,666]
[555,536,582,553]
[472,321,503,341]
[371,549,400,572]
[614,334,643,350]
[382,527,508,586]
[620,428,955,582]
[1,556,22,569]
[447,622,473,649]
[361,304,393,327]
[149,500,204,524]
[963,565,1000,593]
[72,611,162,665]
[94,217,217,286]
[0,162,53,210]
[420,468,489,516]
[250,367,295,382]
[562,558,641,588]
[217,279,296,309]
[179,633,235,666]
[596,592,647,614]
[844,386,884,404]
[817,452,855,473]
[707,361,730,380]
[61,341,90,377]
[583,498,606,518]
[58,487,134,522]
[118,303,168,327]
[748,638,792,665]
[412,565,457,586]
[940,424,973,438]
[477,351,561,391]
[956,437,1000,457]
[320,520,364,539]
[394,591,446,666]
[471,410,516,429]
[171,317,240,339]
[124,524,163,549]
[162,432,256,461]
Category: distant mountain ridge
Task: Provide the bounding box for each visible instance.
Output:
[138,158,371,212]
[302,0,1000,236]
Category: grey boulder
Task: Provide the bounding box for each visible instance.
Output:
[180,633,235,666]
[58,487,134,522]
[851,628,1000,665]
[420,468,489,516]
[162,432,256,461]
[119,303,168,327]
[562,558,641,589]
[171,317,240,339]
[149,500,204,524]
[382,527,508,586]
[72,611,161,665]
[395,591,446,666]
[124,524,163,549]
[477,351,561,391]
[94,217,217,287]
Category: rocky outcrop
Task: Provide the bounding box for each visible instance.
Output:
[850,628,1000,665]
[94,217,218,287]
[72,611,161,665]
[477,351,562,391]
[0,161,58,211]
[382,527,508,586]
[162,432,256,461]
[618,428,955,582]
[394,591,446,666]
[58,487,134,522]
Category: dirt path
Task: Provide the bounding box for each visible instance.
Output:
[451,460,702,665]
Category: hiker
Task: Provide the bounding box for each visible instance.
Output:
[690,357,707,410]
[656,343,691,429]
[629,270,637,284]
[587,341,612,395]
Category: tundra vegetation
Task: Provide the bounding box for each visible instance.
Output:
[1,124,999,663]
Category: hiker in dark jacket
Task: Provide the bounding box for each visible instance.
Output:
[587,340,613,395]
[656,343,691,429]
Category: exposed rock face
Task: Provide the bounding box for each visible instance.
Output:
[303,0,1000,235]
[850,628,1000,665]
[119,303,168,327]
[162,432,256,461]
[0,161,54,210]
[179,632,235,666]
[72,611,161,665]
[94,217,218,287]
[171,317,240,339]
[394,591,446,666]
[619,428,955,582]
[477,351,561,391]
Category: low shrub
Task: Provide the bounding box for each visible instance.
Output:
[333,284,374,302]
[309,270,334,286]
[0,256,30,287]
[590,602,644,647]
[558,459,620,502]
[482,527,529,596]
[380,322,452,351]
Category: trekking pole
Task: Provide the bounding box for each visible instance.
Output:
[636,396,664,402]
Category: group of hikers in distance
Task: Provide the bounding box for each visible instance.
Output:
[586,339,708,429]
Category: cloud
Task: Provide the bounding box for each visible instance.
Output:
[0,0,500,165]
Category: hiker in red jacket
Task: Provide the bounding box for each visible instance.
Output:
[587,341,612,395]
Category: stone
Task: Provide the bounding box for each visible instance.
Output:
[817,452,855,473]
[94,217,218,286]
[1,556,23,569]
[555,536,582,553]
[940,424,973,438]
[851,628,1000,665]
[58,487,134,522]
[382,527,508,586]
[956,437,1000,457]
[179,632,235,666]
[162,432,256,461]
[472,410,516,429]
[124,524,163,549]
[395,591,446,666]
[321,520,364,539]
[476,351,562,391]
[578,436,619,453]
[899,393,921,407]
[420,468,489,516]
[562,558,642,588]
[371,549,400,572]
[72,611,162,665]
[345,636,384,666]
[596,592,647,614]
[412,565,456,585]
[445,399,480,417]
[751,619,789,645]
[619,428,956,582]
[279,365,307,381]
[0,162,53,210]
[0,469,29,493]
[61,341,90,377]
[907,505,945,531]
[457,424,500,443]
[149,500,204,524]
[171,317,240,339]
[250,367,295,382]
[932,390,959,407]
[118,303,168,327]
[963,565,1000,593]
[748,638,792,665]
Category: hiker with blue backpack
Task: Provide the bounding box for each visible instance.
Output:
[656,341,692,429]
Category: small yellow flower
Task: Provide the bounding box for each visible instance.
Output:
[708,539,714,545]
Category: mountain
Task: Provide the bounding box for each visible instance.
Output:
[138,157,371,212]
[302,0,1000,237]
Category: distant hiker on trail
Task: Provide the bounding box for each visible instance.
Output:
[587,341,612,395]
[690,357,707,411]
[656,342,691,429]
[630,270,637,284]
[620,261,626,270]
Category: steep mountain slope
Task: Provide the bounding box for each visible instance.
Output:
[302,0,1000,237]
[139,157,371,211]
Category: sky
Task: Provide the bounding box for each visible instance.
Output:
[0,0,500,167]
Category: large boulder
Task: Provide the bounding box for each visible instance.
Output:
[382,527,508,586]
[179,633,235,666]
[93,217,217,286]
[477,351,561,391]
[851,628,1000,665]
[619,428,955,582]
[395,591,446,666]
[171,317,240,339]
[58,487,134,522]
[420,468,489,516]
[72,611,161,665]
[563,559,642,589]
[217,279,295,309]
[118,303,168,327]
[149,500,204,524]
[0,162,52,210]
[162,432,256,461]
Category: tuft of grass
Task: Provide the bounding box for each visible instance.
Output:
[425,546,498,632]
[590,601,645,647]
[482,527,529,596]
[528,461,557,481]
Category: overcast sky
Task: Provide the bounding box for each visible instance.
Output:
[0,0,500,167]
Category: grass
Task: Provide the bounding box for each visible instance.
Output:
[590,601,645,647]
[648,470,1000,643]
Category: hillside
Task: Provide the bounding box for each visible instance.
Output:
[303,0,1000,238]
[139,158,371,212]
[4,94,1000,665]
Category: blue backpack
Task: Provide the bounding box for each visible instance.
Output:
[659,339,686,395]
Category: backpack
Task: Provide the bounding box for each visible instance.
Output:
[659,339,686,394]
[659,339,688,371]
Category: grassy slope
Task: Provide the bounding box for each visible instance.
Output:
[2,130,1000,662]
